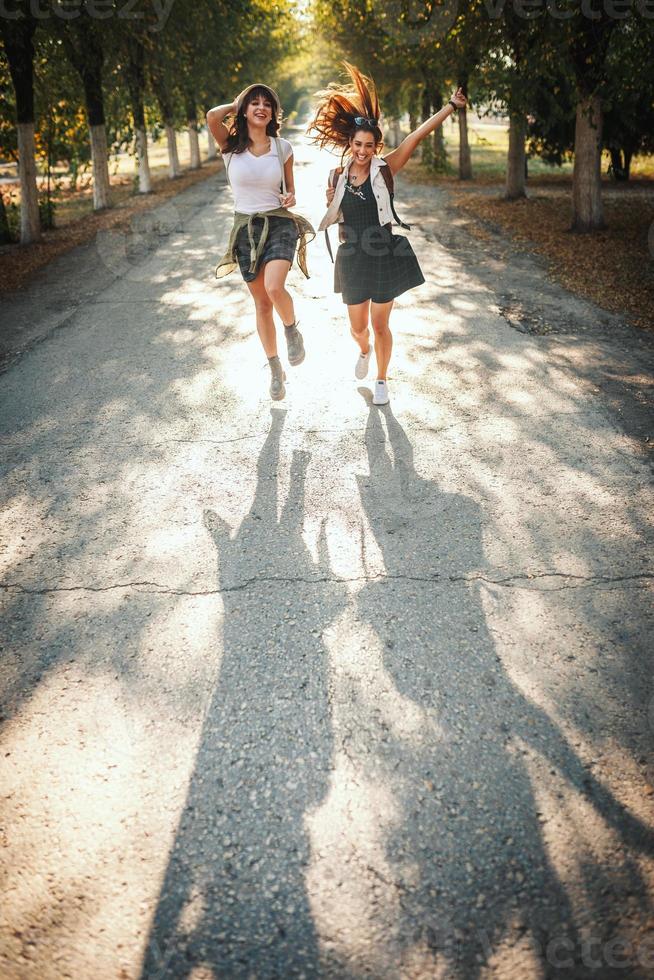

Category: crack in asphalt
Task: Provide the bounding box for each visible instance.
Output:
[2,571,651,597]
[0,410,631,458]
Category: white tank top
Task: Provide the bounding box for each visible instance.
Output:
[222,138,293,214]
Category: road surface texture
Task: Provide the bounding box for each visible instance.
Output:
[1,134,653,980]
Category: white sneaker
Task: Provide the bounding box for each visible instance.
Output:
[355,346,372,380]
[372,380,389,405]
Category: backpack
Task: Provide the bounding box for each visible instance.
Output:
[324,161,410,262]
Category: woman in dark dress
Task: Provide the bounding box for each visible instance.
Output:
[311,64,466,405]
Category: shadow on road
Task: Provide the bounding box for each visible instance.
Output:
[344,399,654,977]
[141,410,344,978]
[140,404,653,978]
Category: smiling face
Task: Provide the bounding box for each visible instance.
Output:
[349,129,377,166]
[244,90,275,130]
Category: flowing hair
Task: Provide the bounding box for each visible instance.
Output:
[223,85,282,155]
[308,62,383,161]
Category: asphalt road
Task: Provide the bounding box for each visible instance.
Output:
[1,135,653,980]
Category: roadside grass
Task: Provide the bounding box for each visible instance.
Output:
[0,129,219,229]
[0,150,224,294]
[2,119,652,328]
[403,118,654,331]
[425,118,654,181]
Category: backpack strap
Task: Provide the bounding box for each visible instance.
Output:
[225,138,287,193]
[324,167,344,263]
[274,137,287,196]
[380,163,394,195]
[380,161,410,230]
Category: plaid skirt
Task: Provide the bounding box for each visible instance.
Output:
[334,229,425,305]
[335,175,424,304]
[234,215,299,282]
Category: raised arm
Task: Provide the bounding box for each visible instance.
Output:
[384,88,467,176]
[206,99,238,152]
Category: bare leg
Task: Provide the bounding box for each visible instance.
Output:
[264,260,295,326]
[346,300,371,354]
[370,300,394,380]
[247,269,277,357]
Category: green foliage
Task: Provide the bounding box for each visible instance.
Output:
[526,14,654,178]
[1,1,305,166]
[308,1,653,181]
[2,0,652,224]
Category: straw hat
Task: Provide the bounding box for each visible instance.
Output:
[235,83,282,117]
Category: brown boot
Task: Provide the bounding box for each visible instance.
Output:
[268,355,286,400]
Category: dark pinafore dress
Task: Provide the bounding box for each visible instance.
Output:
[334,175,425,305]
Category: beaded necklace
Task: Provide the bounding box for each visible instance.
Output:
[345,180,367,201]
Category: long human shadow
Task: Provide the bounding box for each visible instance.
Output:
[141,410,344,979]
[351,398,654,978]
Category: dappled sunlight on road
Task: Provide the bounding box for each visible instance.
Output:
[1,133,653,979]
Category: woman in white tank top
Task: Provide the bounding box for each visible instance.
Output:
[207,84,314,402]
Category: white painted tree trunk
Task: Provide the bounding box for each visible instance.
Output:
[165,124,181,178]
[188,123,201,170]
[458,107,472,180]
[506,114,526,200]
[206,128,217,160]
[17,121,40,244]
[135,127,152,193]
[572,94,604,231]
[89,123,110,210]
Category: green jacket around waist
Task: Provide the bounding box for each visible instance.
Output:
[215,207,315,280]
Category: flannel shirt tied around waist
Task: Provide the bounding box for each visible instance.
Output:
[215,207,316,280]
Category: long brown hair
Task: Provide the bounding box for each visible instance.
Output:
[224,85,282,155]
[308,63,383,161]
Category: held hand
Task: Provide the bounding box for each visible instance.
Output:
[280,192,296,208]
[450,87,467,110]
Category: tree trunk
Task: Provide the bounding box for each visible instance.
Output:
[165,124,181,178]
[432,93,447,173]
[609,146,631,181]
[506,113,526,200]
[187,96,201,169]
[390,119,401,148]
[58,19,111,210]
[458,106,472,180]
[572,94,604,231]
[89,123,110,209]
[1,18,41,243]
[17,122,41,241]
[624,149,632,181]
[135,129,152,193]
[421,86,433,168]
[126,38,151,193]
[188,122,201,169]
[609,147,623,179]
[151,54,181,178]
